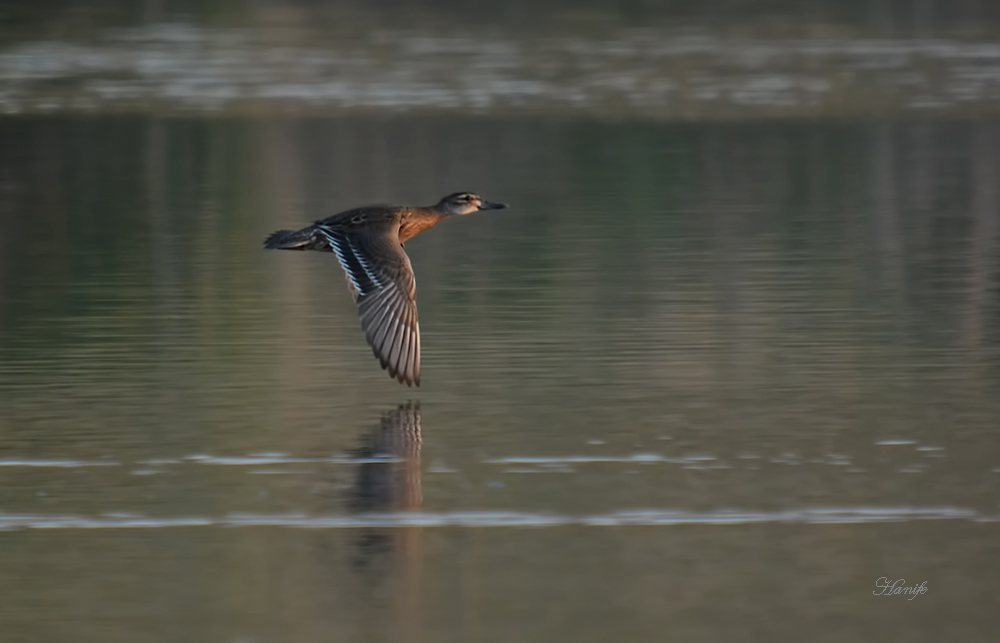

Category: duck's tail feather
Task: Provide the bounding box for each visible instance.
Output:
[263,226,325,251]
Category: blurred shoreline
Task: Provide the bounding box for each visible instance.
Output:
[4,23,1000,119]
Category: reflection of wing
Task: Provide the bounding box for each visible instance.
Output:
[316,222,421,386]
[351,403,422,514]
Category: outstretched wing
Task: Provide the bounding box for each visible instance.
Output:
[315,222,420,386]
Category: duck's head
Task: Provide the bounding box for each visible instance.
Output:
[435,192,508,216]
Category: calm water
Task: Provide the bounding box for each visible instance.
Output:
[1,117,999,640]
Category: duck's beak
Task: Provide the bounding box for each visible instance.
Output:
[479,200,507,210]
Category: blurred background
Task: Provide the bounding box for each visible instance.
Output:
[2,2,1000,642]
[8,1,1000,117]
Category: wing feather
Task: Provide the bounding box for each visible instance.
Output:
[325,222,420,386]
[384,309,404,377]
[396,306,413,382]
[412,321,421,385]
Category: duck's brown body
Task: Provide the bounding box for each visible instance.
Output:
[266,206,447,252]
[399,210,450,242]
[263,193,507,386]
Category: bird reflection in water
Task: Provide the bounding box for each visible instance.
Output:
[346,402,424,639]
[304,403,426,639]
[349,401,423,563]
[348,402,423,640]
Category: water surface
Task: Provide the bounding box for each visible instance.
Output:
[1,117,999,641]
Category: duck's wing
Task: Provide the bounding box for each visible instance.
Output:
[315,221,420,386]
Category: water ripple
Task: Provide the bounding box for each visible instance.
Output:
[486,454,715,465]
[0,507,988,531]
[0,459,120,468]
